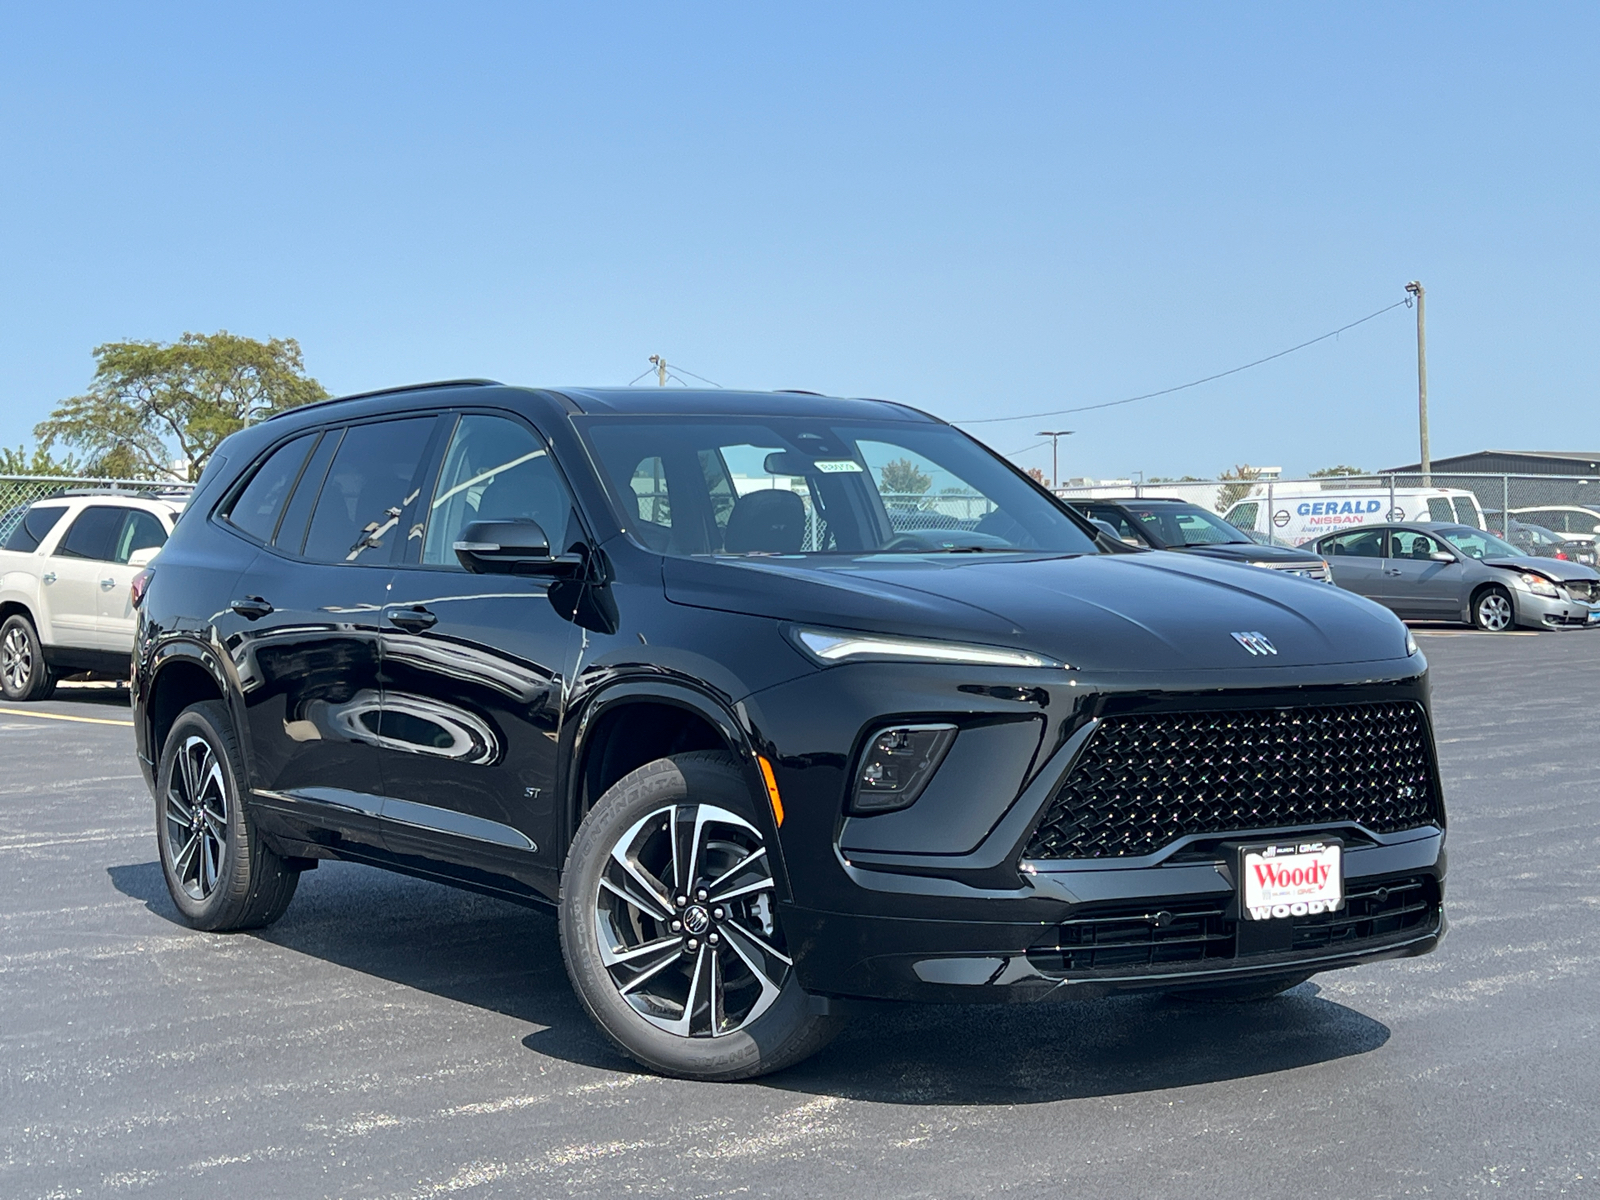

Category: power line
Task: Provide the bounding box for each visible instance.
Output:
[626,358,724,388]
[626,367,655,386]
[957,297,1412,426]
[670,365,723,388]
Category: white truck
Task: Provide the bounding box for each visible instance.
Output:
[1223,484,1486,546]
[0,491,184,701]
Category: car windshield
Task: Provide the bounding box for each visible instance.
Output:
[1122,503,1253,547]
[578,416,1100,557]
[1438,526,1524,560]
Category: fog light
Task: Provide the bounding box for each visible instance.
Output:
[850,724,956,814]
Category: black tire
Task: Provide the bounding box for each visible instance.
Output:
[559,751,842,1080]
[0,614,56,701]
[1472,585,1515,632]
[1167,972,1313,1003]
[155,700,299,931]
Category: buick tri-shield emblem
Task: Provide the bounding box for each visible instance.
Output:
[1231,631,1278,656]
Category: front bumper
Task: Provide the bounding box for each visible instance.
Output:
[1515,589,1600,628]
[744,658,1446,1005]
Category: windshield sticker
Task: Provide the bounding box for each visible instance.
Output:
[813,459,864,473]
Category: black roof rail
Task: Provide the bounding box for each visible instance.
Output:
[266,379,503,421]
[775,389,824,396]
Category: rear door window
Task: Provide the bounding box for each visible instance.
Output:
[301,418,438,564]
[54,505,127,561]
[3,503,69,552]
[1427,497,1454,522]
[1325,529,1387,557]
[272,430,341,555]
[225,433,318,543]
[113,510,167,563]
[1451,497,1482,528]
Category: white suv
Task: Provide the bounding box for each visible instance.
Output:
[0,491,186,701]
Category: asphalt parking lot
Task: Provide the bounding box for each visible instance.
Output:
[2,630,1597,1199]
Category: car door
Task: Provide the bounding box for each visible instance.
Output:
[374,410,584,887]
[96,508,170,648]
[1320,528,1388,600]
[1378,529,1464,618]
[217,418,439,854]
[46,504,125,650]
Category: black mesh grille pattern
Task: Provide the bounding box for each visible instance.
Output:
[1024,702,1439,860]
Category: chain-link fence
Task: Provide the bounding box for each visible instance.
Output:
[0,474,195,541]
[1056,473,1600,552]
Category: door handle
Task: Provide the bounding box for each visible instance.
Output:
[100,577,117,590]
[42,572,56,585]
[230,596,275,620]
[1382,568,1403,576]
[387,606,438,632]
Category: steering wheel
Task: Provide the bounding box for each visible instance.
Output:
[879,533,935,552]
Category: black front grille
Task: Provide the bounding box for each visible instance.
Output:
[1024,701,1440,860]
[1026,876,1440,978]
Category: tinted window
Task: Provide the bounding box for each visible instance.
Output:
[1451,497,1482,528]
[1324,529,1386,558]
[55,506,127,561]
[273,430,341,554]
[302,419,436,564]
[227,434,317,543]
[581,417,1099,558]
[1226,502,1258,531]
[114,510,167,563]
[2,503,68,552]
[421,415,575,567]
[1427,497,1454,522]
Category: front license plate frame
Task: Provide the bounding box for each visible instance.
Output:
[1238,839,1344,920]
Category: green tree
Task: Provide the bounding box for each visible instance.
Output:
[1309,465,1367,478]
[35,331,329,482]
[0,444,82,477]
[1216,464,1265,511]
[879,457,933,498]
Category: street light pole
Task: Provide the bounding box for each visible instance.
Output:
[1405,282,1429,485]
[1037,430,1074,491]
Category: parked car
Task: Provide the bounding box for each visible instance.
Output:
[1312,522,1600,631]
[133,381,1445,1080]
[1509,505,1600,544]
[1504,520,1598,568]
[1070,497,1331,581]
[0,490,184,700]
[1224,485,1485,545]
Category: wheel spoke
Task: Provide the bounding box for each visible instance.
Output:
[201,805,227,839]
[670,944,711,1037]
[166,791,194,826]
[200,834,217,893]
[173,830,201,882]
[708,876,775,903]
[722,916,793,971]
[709,944,728,1036]
[718,923,785,1026]
[597,933,680,968]
[605,847,674,922]
[617,943,685,996]
[671,804,707,896]
[704,846,767,898]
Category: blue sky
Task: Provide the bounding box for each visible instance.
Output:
[1,3,1595,480]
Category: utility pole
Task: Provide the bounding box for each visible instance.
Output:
[1037,430,1074,490]
[1405,281,1429,485]
[649,354,668,386]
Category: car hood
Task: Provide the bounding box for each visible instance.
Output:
[662,551,1410,671]
[1180,542,1323,565]
[1484,556,1600,584]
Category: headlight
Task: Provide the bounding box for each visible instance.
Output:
[1519,572,1559,598]
[1405,629,1419,656]
[791,627,1068,669]
[851,724,957,813]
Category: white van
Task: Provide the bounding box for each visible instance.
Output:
[1223,485,1485,546]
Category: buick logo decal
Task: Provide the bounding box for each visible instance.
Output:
[1231,631,1278,656]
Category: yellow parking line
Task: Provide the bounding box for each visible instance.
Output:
[0,706,134,727]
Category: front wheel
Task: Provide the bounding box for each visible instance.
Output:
[1473,586,1514,632]
[0,614,56,701]
[559,751,842,1080]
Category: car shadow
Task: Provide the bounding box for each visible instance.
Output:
[108,860,1391,1102]
[50,682,133,708]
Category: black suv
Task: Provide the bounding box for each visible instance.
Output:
[1071,496,1333,580]
[133,382,1446,1080]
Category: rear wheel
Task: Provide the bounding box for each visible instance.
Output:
[1167,972,1313,1003]
[559,751,842,1080]
[1472,586,1514,632]
[0,614,55,701]
[156,700,299,931]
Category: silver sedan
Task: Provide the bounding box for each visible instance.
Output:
[1312,522,1600,631]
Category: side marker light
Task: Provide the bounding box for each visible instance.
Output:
[757,755,784,827]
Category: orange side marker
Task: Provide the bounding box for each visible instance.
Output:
[757,755,784,827]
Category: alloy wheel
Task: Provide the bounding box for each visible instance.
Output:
[1478,593,1513,632]
[594,802,789,1038]
[2,625,32,693]
[164,735,229,900]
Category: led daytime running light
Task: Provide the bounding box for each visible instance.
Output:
[794,627,1067,669]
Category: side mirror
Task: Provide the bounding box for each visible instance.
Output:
[1429,551,1456,563]
[1089,518,1122,540]
[127,546,160,569]
[453,520,582,576]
